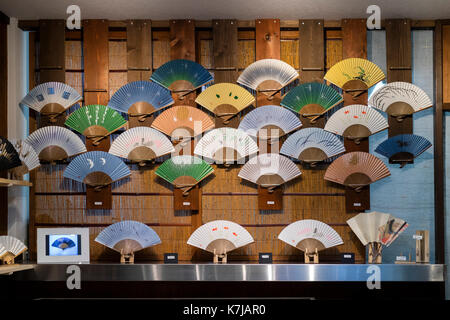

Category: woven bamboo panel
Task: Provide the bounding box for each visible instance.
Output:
[326,39,342,71]
[109,71,127,98]
[238,40,255,69]
[200,39,213,69]
[65,72,83,99]
[153,40,170,69]
[281,39,299,69]
[109,41,127,70]
[65,40,82,70]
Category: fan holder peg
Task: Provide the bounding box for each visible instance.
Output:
[304,248,319,264]
[213,249,227,264]
[368,242,382,264]
[120,249,135,264]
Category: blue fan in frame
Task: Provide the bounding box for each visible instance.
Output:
[375,134,432,168]
[50,236,79,256]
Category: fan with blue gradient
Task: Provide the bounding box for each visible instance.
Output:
[51,237,76,250]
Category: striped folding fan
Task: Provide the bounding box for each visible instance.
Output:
[109,127,175,165]
[194,128,259,164]
[324,152,390,189]
[19,82,82,121]
[25,126,87,162]
[278,219,344,252]
[0,245,6,259]
[195,83,255,124]
[238,153,301,190]
[187,220,254,255]
[280,128,345,163]
[0,137,22,171]
[63,151,131,189]
[51,237,76,250]
[107,81,174,121]
[95,220,161,255]
[155,155,214,194]
[151,105,215,139]
[368,81,433,120]
[65,104,127,145]
[238,105,302,141]
[375,134,432,166]
[150,59,213,97]
[324,104,388,142]
[237,59,299,95]
[280,82,343,122]
[0,235,27,260]
[9,139,40,177]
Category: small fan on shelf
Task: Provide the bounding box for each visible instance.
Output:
[0,235,27,265]
[278,219,344,263]
[19,82,82,122]
[280,82,343,123]
[107,81,174,123]
[0,137,22,172]
[375,134,432,168]
[238,153,301,192]
[51,237,76,251]
[324,58,385,98]
[95,220,161,264]
[194,128,259,165]
[368,82,432,122]
[155,155,214,195]
[150,59,214,99]
[109,127,175,166]
[187,220,254,263]
[280,128,345,166]
[238,105,302,143]
[25,126,87,162]
[195,83,255,124]
[324,151,390,191]
[63,151,131,191]
[9,139,40,178]
[324,104,388,144]
[347,211,408,263]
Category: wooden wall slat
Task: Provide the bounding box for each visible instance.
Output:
[213,19,238,83]
[39,20,66,83]
[442,25,450,109]
[127,20,152,82]
[298,19,324,83]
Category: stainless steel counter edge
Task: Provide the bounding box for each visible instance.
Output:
[11,263,445,282]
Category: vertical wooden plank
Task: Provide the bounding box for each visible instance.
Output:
[443,25,450,109]
[127,20,152,83]
[298,20,325,83]
[212,19,238,83]
[0,14,8,235]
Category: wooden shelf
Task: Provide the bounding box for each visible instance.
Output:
[0,264,35,275]
[0,178,32,187]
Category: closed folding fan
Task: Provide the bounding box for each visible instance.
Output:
[150,59,213,96]
[238,105,302,140]
[368,81,433,119]
[187,220,254,255]
[324,104,388,142]
[155,155,213,194]
[238,153,301,190]
[0,137,22,171]
[237,59,299,95]
[0,235,27,257]
[109,127,175,165]
[107,81,174,120]
[195,83,255,123]
[25,126,87,162]
[280,128,345,163]
[63,151,131,189]
[151,105,215,139]
[51,237,76,250]
[375,134,431,166]
[280,82,343,121]
[194,128,258,164]
[19,82,82,120]
[278,219,344,252]
[95,220,161,255]
[324,152,390,189]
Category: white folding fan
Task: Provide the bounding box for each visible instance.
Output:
[238,153,302,190]
[194,128,259,164]
[0,245,6,259]
[324,104,388,142]
[9,139,41,177]
[109,127,175,165]
[280,128,345,163]
[0,235,27,264]
[25,126,87,162]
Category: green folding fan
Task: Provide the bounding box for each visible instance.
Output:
[65,105,127,145]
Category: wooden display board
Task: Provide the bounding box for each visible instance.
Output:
[442,25,450,110]
[0,13,8,235]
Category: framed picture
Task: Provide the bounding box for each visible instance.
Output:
[37,228,90,264]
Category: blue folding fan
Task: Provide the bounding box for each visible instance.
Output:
[51,237,76,250]
[63,151,131,189]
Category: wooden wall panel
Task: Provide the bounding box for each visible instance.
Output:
[299,20,324,83]
[213,19,238,83]
[442,25,450,110]
[127,20,152,82]
[0,15,8,235]
[39,20,65,83]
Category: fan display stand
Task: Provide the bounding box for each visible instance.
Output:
[415,230,430,263]
[213,250,227,264]
[0,178,32,187]
[304,248,319,264]
[174,184,200,211]
[368,242,382,264]
[1,252,16,265]
[120,250,135,264]
[258,185,283,210]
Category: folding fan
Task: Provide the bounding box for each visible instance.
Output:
[280,128,345,164]
[155,155,214,194]
[51,237,76,250]
[237,105,302,141]
[109,127,175,165]
[280,82,343,122]
[278,219,343,253]
[194,128,259,164]
[150,59,213,97]
[324,104,388,143]
[25,126,87,162]
[107,81,174,121]
[0,236,27,260]
[151,105,215,139]
[11,139,40,172]
[19,82,82,121]
[195,83,255,123]
[375,134,432,167]
[238,153,301,190]
[0,245,6,259]
[0,137,22,171]
[368,81,433,120]
[95,220,161,255]
[187,220,254,257]
[237,59,299,96]
[63,151,131,189]
[324,152,390,189]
